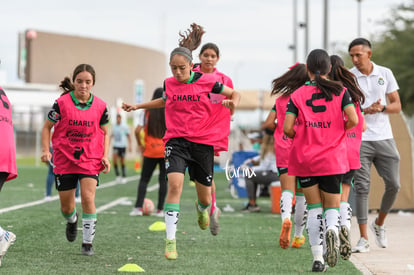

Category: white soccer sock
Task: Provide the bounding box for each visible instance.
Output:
[294,195,307,237]
[311,245,324,263]
[82,218,97,244]
[307,205,324,247]
[197,201,210,212]
[165,211,180,240]
[0,226,4,239]
[339,201,352,230]
[324,208,340,235]
[280,191,293,221]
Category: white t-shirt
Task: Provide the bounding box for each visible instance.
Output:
[350,62,399,141]
[136,109,145,127]
[246,152,278,173]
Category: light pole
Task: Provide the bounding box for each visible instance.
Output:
[357,0,362,36]
[290,0,298,63]
[299,0,309,57]
[323,0,329,50]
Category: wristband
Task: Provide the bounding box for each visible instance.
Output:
[381,105,386,112]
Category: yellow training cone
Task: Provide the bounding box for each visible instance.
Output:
[118,263,145,272]
[149,221,166,231]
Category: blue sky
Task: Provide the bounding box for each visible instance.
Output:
[0,0,406,90]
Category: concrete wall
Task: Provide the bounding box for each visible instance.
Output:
[24,30,166,108]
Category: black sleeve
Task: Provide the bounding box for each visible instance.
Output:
[47,101,61,123]
[286,98,298,116]
[162,81,167,101]
[211,82,224,94]
[341,89,354,110]
[99,107,110,125]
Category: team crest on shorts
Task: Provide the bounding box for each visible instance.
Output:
[378,77,385,85]
[165,146,172,157]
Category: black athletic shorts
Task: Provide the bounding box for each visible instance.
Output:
[113,147,126,158]
[55,173,99,191]
[342,169,356,185]
[0,172,9,191]
[277,166,288,175]
[164,137,214,186]
[297,174,343,194]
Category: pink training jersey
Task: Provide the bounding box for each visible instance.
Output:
[274,95,294,167]
[52,93,106,174]
[193,65,233,152]
[288,85,349,176]
[193,65,234,103]
[0,87,17,181]
[163,73,228,151]
[346,101,364,170]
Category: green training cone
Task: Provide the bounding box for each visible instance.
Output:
[148,221,166,231]
[118,263,145,272]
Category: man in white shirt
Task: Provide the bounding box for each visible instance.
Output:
[348,38,401,253]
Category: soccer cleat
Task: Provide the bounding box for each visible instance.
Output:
[195,201,209,230]
[279,218,292,249]
[0,231,16,266]
[44,196,52,201]
[352,237,370,253]
[152,210,164,218]
[121,177,127,184]
[241,204,261,213]
[311,260,326,272]
[370,220,388,248]
[339,225,352,260]
[66,213,78,242]
[209,207,221,236]
[129,207,143,216]
[291,235,306,248]
[164,239,177,260]
[81,243,94,256]
[325,229,339,268]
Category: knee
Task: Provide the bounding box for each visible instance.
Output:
[353,183,369,196]
[168,183,181,194]
[385,180,400,194]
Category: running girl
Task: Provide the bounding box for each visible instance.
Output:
[283,49,358,272]
[122,23,240,260]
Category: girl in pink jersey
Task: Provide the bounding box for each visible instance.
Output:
[41,64,111,256]
[328,55,366,260]
[192,42,234,236]
[0,86,17,265]
[283,49,358,272]
[122,23,240,260]
[269,63,309,249]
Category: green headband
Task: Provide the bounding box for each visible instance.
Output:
[170,47,193,61]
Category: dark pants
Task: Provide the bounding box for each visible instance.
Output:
[245,170,279,201]
[134,157,167,211]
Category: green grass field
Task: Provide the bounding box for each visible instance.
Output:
[0,159,361,274]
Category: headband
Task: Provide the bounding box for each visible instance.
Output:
[170,47,193,61]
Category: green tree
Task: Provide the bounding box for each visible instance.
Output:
[371,0,414,115]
